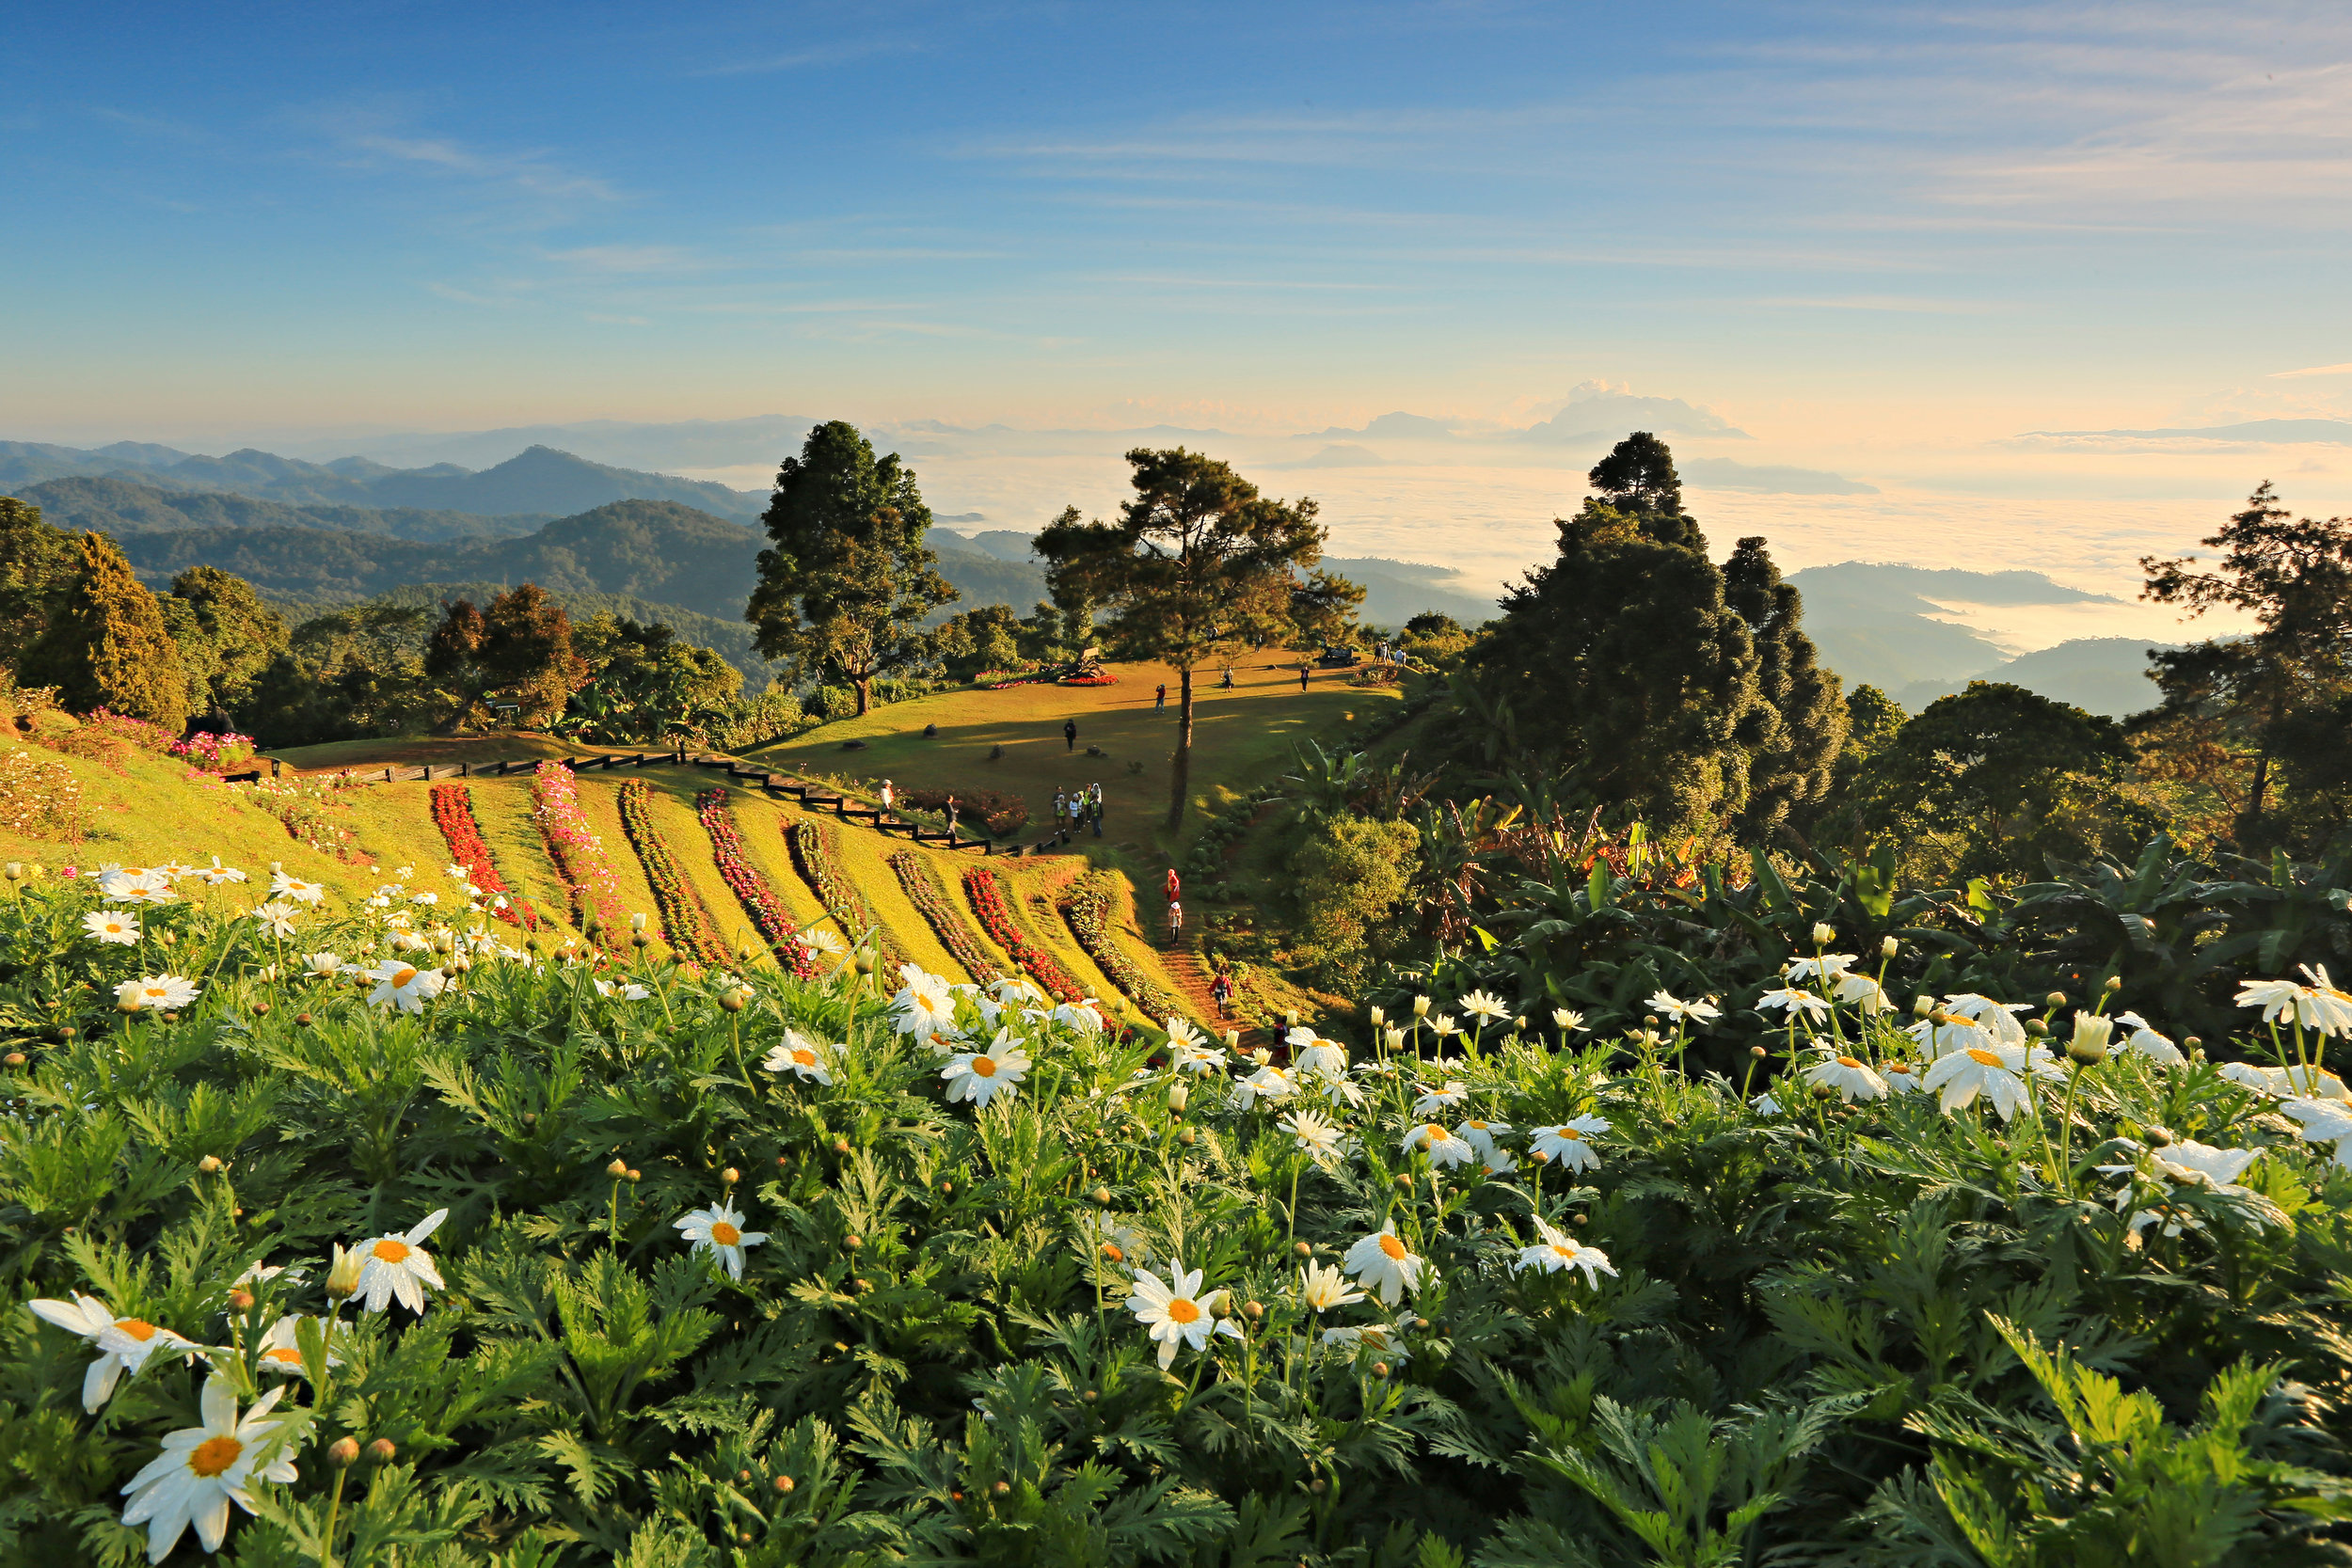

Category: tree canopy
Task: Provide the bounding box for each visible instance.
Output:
[745,421,956,715]
[20,531,190,732]
[1035,448,1337,828]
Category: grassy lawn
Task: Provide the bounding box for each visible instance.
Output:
[752,653,1400,875]
[265,734,582,774]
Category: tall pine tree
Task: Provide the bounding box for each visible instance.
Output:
[1722,535,1846,844]
[1461,433,1765,835]
[21,531,189,731]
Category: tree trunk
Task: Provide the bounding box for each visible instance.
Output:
[1167,665,1195,832]
[854,675,873,716]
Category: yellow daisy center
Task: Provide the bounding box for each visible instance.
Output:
[709,1221,741,1246]
[972,1056,998,1077]
[372,1239,412,1264]
[142,987,168,1000]
[189,1435,244,1478]
[1965,1048,2003,1067]
[1559,1129,1584,1141]
[1836,1055,1865,1069]
[1467,1120,1488,1131]
[792,1049,816,1067]
[115,1318,157,1341]
[1166,1297,1200,1324]
[262,1347,304,1364]
[389,967,419,989]
[1551,1243,1576,1259]
[1378,1234,1408,1259]
[1887,1063,1913,1075]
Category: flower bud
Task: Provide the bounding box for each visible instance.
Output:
[6,863,23,880]
[2104,974,2122,991]
[1913,995,1934,1017]
[833,1137,851,1155]
[253,1002,270,1016]
[608,1158,628,1178]
[1223,1028,1240,1048]
[2045,991,2067,1007]
[625,1168,642,1182]
[1244,1300,1263,1321]
[854,953,878,976]
[325,1245,362,1303]
[631,933,650,948]
[722,1167,740,1184]
[845,1233,864,1249]
[1166,1082,1188,1114]
[294,1012,312,1027]
[1812,923,1835,945]
[1749,1044,1767,1059]
[1393,1173,1413,1191]
[2067,1012,2112,1066]
[2,1052,23,1068]
[2146,1125,2173,1148]
[1382,1026,1405,1051]
[1251,1047,1272,1066]
[1368,1006,1385,1026]
[328,1437,360,1468]
[630,911,649,933]
[1881,936,1899,958]
[1294,1240,1312,1257]
[1091,1186,1111,1206]
[2025,1018,2047,1037]
[1411,995,1430,1018]
[198,1155,224,1174]
[228,1289,255,1311]
[1177,1128,1197,1146]
[774,1474,796,1494]
[368,1438,396,1463]
[1371,1360,1391,1378]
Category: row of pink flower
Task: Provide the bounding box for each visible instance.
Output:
[530,762,629,948]
[167,731,256,768]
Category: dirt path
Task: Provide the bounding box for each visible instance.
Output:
[1155,939,1271,1053]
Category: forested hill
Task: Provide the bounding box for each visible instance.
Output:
[0,440,764,520]
[20,474,552,543]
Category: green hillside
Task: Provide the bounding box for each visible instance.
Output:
[19,474,551,542]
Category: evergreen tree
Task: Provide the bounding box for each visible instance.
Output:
[22,531,190,731]
[166,565,291,729]
[424,598,491,734]
[1461,434,1762,835]
[745,421,957,715]
[1035,448,1335,829]
[480,585,587,725]
[0,498,82,669]
[1722,535,1846,844]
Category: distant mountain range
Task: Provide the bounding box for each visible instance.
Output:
[1788,562,2173,719]
[0,440,766,520]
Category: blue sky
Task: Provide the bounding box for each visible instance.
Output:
[7,2,2350,619]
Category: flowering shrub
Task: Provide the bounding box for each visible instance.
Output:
[1059,673,1118,687]
[79,707,178,753]
[230,772,360,854]
[167,730,257,772]
[694,789,819,978]
[1062,878,1185,1021]
[4,875,2352,1562]
[962,863,1086,1002]
[0,749,83,841]
[427,782,540,929]
[617,778,727,964]
[887,849,1002,982]
[786,817,906,973]
[530,760,628,947]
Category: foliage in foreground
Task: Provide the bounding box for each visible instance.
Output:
[1,867,2351,1564]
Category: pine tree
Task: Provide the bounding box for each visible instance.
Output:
[21,531,190,731]
[1462,434,1762,834]
[480,586,587,726]
[0,498,83,668]
[1723,536,1846,844]
[745,421,957,715]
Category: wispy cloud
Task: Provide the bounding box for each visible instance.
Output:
[541,244,710,274]
[697,36,921,77]
[351,133,622,201]
[2272,362,2352,378]
[1750,295,2000,314]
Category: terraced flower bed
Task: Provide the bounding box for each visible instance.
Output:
[787,816,906,972]
[1062,878,1184,1022]
[887,849,1002,982]
[427,782,540,929]
[529,761,628,947]
[693,788,818,977]
[617,778,728,964]
[961,863,1086,1002]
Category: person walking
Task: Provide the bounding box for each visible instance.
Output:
[1166,896,1183,941]
[945,795,959,837]
[880,778,895,820]
[1164,866,1181,904]
[1053,788,1067,843]
[1063,718,1078,752]
[1154,682,1167,709]
[1089,781,1104,837]
[1298,664,1310,691]
[1210,971,1232,1018]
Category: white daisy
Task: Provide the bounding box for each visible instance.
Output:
[82,911,140,945]
[758,1032,831,1085]
[1646,990,1721,1024]
[1757,987,1831,1020]
[119,1375,298,1563]
[1050,998,1106,1034]
[891,969,960,1037]
[1343,1221,1428,1307]
[254,1316,341,1378]
[1286,1029,1349,1079]
[1529,1117,1610,1171]
[1457,990,1510,1024]
[1513,1217,1616,1286]
[1172,1038,1227,1075]
[592,979,651,1001]
[1297,1259,1366,1311]
[1454,1117,1518,1174]
[366,959,446,1013]
[2219,1062,2351,1101]
[1804,1051,1888,1102]
[1400,1121,1477,1169]
[1411,1081,1469,1117]
[1921,1043,2033,1119]
[1750,1091,1784,1116]
[1080,1212,1151,1265]
[2239,968,2352,1037]
[195,857,248,886]
[116,974,199,1013]
[1125,1259,1240,1368]
[24,1294,198,1412]
[1165,1016,1209,1051]
[1552,1007,1586,1033]
[268,873,326,906]
[1279,1108,1347,1163]
[1232,1064,1298,1111]
[2114,1010,2186,1066]
[1321,1312,1417,1363]
[941,1032,1031,1107]
[1941,994,2031,1049]
[1783,954,1854,984]
[350,1209,449,1314]
[1832,973,1891,1014]
[674,1199,769,1279]
[2283,1099,2352,1167]
[249,901,299,940]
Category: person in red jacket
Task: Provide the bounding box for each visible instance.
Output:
[1164,866,1181,903]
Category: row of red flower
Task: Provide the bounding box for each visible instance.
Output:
[692,790,818,979]
[426,784,540,930]
[961,864,1085,1002]
[530,762,629,949]
[617,779,728,964]
[886,850,1002,983]
[1060,880,1184,1022]
[787,818,906,974]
